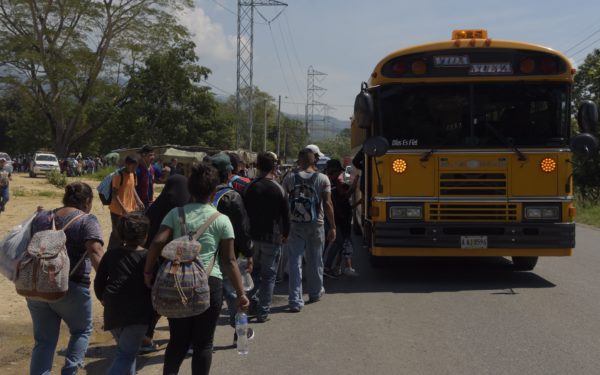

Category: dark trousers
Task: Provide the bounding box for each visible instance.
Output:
[163,277,223,375]
[108,212,122,251]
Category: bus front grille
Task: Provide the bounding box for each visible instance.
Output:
[429,203,518,222]
[439,173,507,196]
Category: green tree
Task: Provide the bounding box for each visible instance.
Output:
[315,128,351,160]
[572,49,600,203]
[0,0,192,156]
[109,41,216,148]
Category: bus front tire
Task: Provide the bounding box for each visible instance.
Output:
[512,256,538,271]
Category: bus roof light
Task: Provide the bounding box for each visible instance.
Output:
[520,58,535,74]
[412,60,427,75]
[541,58,557,74]
[452,29,488,40]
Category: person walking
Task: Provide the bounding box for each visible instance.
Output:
[0,157,12,213]
[94,213,152,375]
[245,151,290,322]
[26,182,104,375]
[108,155,144,250]
[227,153,251,194]
[136,145,160,209]
[282,148,336,312]
[323,159,359,277]
[144,163,249,375]
[209,153,255,340]
[140,174,191,353]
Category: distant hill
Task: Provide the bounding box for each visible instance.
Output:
[285,113,350,141]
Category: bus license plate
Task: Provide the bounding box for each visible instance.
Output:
[461,236,488,249]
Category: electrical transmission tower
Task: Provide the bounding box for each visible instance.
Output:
[305,66,327,140]
[236,0,287,151]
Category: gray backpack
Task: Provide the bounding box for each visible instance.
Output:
[152,208,221,318]
[15,213,87,302]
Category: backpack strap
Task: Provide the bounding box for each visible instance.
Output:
[191,212,222,241]
[212,187,233,208]
[178,206,188,237]
[60,213,86,231]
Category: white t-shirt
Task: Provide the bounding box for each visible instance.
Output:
[282,170,331,224]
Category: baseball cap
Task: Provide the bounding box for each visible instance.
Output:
[139,144,153,154]
[305,144,324,157]
[209,153,233,174]
[0,157,6,161]
[326,159,343,171]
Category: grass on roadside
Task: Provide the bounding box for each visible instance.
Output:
[576,203,600,227]
[11,186,60,198]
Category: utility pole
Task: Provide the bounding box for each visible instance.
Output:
[236,0,287,151]
[276,95,282,156]
[264,99,268,152]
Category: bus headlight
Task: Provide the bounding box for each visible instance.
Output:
[524,206,559,220]
[389,206,423,220]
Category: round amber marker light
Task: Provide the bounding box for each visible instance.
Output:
[540,158,556,173]
[392,159,407,173]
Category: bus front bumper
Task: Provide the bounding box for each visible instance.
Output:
[372,221,575,256]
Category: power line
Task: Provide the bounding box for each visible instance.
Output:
[267,22,293,99]
[201,79,234,96]
[564,26,600,54]
[209,0,237,16]
[275,19,304,98]
[282,12,305,76]
[569,36,600,59]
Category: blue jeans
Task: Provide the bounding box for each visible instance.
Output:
[287,223,325,308]
[222,277,238,327]
[250,241,281,319]
[108,324,148,375]
[0,185,8,211]
[27,281,93,375]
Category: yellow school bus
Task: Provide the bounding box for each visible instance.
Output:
[352,29,599,270]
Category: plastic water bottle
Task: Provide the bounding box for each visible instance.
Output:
[237,256,254,292]
[235,311,249,355]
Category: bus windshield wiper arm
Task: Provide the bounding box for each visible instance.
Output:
[480,119,527,161]
[420,149,435,161]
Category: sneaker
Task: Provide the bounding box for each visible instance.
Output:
[288,305,302,313]
[343,267,359,277]
[256,316,270,323]
[139,341,160,354]
[323,268,338,279]
[308,287,325,304]
[233,327,255,343]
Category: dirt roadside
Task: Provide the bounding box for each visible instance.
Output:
[0,173,167,374]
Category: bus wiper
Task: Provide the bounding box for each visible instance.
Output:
[479,118,527,161]
[420,149,435,161]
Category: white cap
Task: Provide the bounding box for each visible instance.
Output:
[305,144,324,157]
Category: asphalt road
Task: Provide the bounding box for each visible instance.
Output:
[137,224,600,375]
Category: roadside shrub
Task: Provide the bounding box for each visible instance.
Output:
[46,170,67,188]
[88,166,115,181]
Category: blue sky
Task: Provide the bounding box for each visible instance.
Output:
[180,0,600,121]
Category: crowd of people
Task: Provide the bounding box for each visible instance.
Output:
[17,143,359,375]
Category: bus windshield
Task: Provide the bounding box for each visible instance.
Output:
[378,83,569,148]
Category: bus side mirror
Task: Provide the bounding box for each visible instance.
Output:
[363,136,389,157]
[577,100,598,134]
[354,83,374,129]
[571,133,599,157]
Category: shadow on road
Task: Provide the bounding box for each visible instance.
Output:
[272,234,556,297]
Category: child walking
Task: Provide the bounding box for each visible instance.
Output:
[94,212,153,375]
